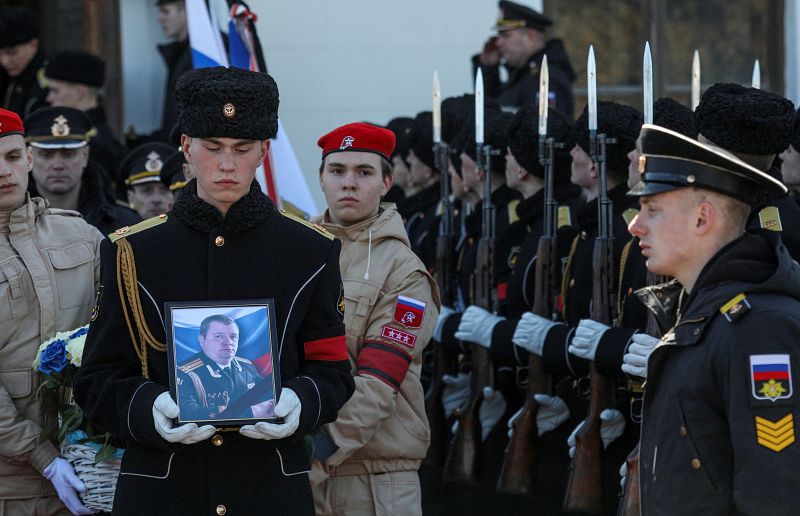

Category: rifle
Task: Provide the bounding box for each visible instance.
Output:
[424,116,459,466]
[617,270,664,516]
[496,133,558,495]
[442,142,496,484]
[563,122,617,513]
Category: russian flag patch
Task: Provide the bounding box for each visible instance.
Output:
[750,354,793,401]
[393,295,426,329]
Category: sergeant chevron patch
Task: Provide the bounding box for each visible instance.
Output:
[755,414,795,452]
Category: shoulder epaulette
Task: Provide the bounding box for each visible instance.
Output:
[507,199,520,224]
[233,356,253,365]
[179,358,203,373]
[622,208,639,226]
[110,214,168,243]
[720,293,751,323]
[279,209,334,240]
[557,205,572,228]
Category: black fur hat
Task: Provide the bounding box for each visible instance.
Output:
[507,103,574,182]
[457,109,514,176]
[409,111,437,172]
[694,83,795,155]
[386,117,414,163]
[575,101,642,174]
[45,51,106,88]
[0,7,38,49]
[176,67,279,140]
[653,97,697,139]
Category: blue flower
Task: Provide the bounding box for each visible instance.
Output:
[38,339,69,375]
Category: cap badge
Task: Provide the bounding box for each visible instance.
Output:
[145,151,163,172]
[51,115,70,137]
[223,102,236,119]
[638,155,646,174]
[340,136,354,150]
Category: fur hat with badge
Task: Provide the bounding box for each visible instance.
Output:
[574,100,643,176]
[176,66,279,141]
[408,111,438,172]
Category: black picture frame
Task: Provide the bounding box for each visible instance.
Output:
[165,299,281,427]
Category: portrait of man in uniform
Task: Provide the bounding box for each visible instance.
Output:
[168,305,278,425]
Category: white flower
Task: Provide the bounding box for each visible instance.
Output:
[65,334,87,367]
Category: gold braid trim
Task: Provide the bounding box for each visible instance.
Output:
[186,370,208,407]
[616,238,634,322]
[116,238,166,378]
[560,234,581,325]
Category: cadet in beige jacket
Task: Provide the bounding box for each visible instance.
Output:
[0,108,102,515]
[311,122,440,515]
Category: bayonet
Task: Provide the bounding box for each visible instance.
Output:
[587,45,598,159]
[751,59,761,89]
[433,70,441,144]
[643,42,653,125]
[538,54,549,139]
[475,68,484,145]
[691,50,700,111]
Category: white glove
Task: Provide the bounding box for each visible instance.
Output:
[569,319,610,361]
[441,373,471,418]
[479,390,507,441]
[621,333,661,379]
[512,312,560,356]
[43,457,95,515]
[153,392,215,444]
[455,305,505,348]
[434,306,456,342]
[240,388,301,440]
[506,393,570,438]
[619,461,628,491]
[567,408,625,458]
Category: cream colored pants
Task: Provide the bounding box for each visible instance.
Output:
[313,470,422,516]
[0,496,69,516]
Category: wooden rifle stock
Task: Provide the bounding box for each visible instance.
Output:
[497,137,556,496]
[564,134,615,515]
[424,142,458,467]
[443,144,496,484]
[617,443,641,516]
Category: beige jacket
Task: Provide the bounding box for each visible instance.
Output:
[0,196,102,499]
[316,204,440,475]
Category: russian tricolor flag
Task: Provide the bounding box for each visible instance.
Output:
[750,354,793,401]
[185,0,319,216]
[393,295,427,329]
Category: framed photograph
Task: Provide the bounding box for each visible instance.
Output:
[165,300,281,427]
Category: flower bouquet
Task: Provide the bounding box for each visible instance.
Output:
[33,326,123,512]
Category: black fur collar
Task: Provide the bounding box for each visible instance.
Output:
[171,179,273,233]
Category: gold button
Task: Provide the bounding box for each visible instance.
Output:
[580,231,587,240]
[569,279,575,287]
[215,236,225,247]
[216,504,227,515]
[159,213,167,219]
[691,458,701,469]
[680,426,687,437]
[212,435,223,446]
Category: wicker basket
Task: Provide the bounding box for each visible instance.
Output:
[60,443,122,512]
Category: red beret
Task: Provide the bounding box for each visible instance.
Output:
[0,108,24,138]
[317,122,395,161]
